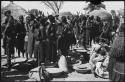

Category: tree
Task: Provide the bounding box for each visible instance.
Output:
[42,1,64,15]
[83,0,106,14]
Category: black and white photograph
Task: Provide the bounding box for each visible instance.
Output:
[1,0,124,81]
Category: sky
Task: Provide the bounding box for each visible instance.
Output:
[1,1,124,16]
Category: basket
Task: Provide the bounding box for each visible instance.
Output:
[74,63,91,74]
[75,68,91,74]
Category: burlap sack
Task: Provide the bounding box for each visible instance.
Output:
[58,55,68,73]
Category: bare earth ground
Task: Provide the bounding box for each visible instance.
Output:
[1,40,110,81]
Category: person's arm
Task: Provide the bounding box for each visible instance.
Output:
[46,25,51,38]
[93,54,105,63]
[89,52,97,65]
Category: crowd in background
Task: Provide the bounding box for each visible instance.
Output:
[1,9,124,81]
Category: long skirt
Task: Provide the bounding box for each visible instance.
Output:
[16,38,25,53]
[111,62,125,82]
[49,41,57,62]
[108,57,116,80]
[38,41,50,65]
[27,32,34,55]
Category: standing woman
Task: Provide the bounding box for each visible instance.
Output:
[27,14,36,59]
[108,21,124,81]
[24,16,30,59]
[15,15,26,57]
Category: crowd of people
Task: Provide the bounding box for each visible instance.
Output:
[1,9,124,81]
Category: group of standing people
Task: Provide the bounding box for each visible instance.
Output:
[1,9,120,73]
[1,10,76,70]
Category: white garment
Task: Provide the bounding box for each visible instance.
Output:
[25,35,28,42]
[58,55,68,73]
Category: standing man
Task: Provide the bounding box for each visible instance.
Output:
[2,10,16,70]
[38,17,49,65]
[47,15,57,63]
[58,16,72,57]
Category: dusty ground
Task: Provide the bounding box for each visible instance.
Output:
[1,40,110,81]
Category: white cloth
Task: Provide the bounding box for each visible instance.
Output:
[25,35,28,42]
[58,55,68,73]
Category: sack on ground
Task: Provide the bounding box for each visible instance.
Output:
[58,55,68,73]
[28,66,51,81]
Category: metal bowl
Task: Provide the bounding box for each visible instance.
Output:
[45,68,63,77]
[74,63,91,74]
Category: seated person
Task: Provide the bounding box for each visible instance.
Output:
[45,49,69,75]
[57,49,69,73]
[89,44,110,77]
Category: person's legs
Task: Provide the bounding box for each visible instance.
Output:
[42,43,46,63]
[52,42,57,63]
[18,49,20,57]
[6,41,12,70]
[34,45,39,60]
[49,42,53,62]
[26,53,28,60]
[38,43,42,66]
[7,53,11,70]
[22,51,25,58]
[24,42,28,59]
[45,41,50,63]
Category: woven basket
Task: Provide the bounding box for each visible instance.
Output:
[74,63,91,74]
